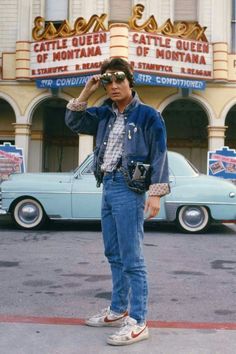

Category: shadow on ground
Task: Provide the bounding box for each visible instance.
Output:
[0,215,235,235]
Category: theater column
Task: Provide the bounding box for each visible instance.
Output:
[213,43,228,81]
[109,23,129,60]
[13,123,31,170]
[16,0,31,80]
[207,126,228,151]
[78,135,94,165]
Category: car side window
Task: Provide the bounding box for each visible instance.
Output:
[80,162,94,175]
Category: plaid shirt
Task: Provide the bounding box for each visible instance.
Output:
[101,106,125,172]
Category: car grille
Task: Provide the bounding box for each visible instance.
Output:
[0,187,7,215]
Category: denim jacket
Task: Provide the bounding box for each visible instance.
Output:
[65,91,170,194]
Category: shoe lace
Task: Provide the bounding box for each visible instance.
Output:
[115,317,135,335]
[94,307,110,318]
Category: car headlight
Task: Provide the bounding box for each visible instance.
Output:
[229,192,235,198]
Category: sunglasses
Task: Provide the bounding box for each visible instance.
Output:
[101,71,126,85]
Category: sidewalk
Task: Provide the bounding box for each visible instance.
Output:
[0,317,236,354]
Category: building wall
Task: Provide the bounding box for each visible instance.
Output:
[0,0,18,52]
[0,0,236,173]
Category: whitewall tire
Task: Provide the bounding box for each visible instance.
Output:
[177,205,210,233]
[12,198,46,230]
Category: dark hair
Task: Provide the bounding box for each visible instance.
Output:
[100,58,134,87]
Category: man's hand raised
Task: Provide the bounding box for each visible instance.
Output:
[78,75,101,101]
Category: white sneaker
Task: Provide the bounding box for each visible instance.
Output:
[85,307,128,327]
[106,316,149,346]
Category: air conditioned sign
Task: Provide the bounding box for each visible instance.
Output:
[134,73,205,90]
[36,72,206,90]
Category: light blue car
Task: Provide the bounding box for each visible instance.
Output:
[0,151,235,233]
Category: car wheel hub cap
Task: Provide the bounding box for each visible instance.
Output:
[183,208,205,228]
[19,204,39,224]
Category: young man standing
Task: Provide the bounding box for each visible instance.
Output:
[65,58,170,346]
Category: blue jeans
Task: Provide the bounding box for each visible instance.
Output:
[101,171,148,323]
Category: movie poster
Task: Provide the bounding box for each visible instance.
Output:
[208,147,236,180]
[0,143,25,182]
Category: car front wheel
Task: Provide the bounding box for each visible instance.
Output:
[177,205,210,233]
[12,198,46,230]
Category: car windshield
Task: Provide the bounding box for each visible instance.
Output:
[186,159,200,174]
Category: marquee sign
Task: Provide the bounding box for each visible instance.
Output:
[32,4,208,42]
[30,4,212,82]
[129,32,213,80]
[32,14,107,40]
[129,4,208,41]
[30,32,110,78]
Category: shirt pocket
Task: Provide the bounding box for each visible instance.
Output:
[125,125,149,156]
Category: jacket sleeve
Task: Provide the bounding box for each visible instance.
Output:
[65,102,100,136]
[148,110,170,196]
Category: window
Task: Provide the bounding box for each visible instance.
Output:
[174,0,198,21]
[109,0,132,23]
[45,0,68,20]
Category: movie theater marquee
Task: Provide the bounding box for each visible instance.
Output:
[30,4,213,81]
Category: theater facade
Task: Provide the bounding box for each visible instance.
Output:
[0,2,236,173]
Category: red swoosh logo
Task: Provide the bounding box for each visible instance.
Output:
[131,325,146,338]
[104,311,128,323]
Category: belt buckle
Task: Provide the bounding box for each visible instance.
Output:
[103,169,120,176]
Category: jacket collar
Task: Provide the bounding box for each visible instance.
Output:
[102,90,140,114]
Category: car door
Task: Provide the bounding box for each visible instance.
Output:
[71,160,102,219]
[71,159,175,221]
[152,169,175,221]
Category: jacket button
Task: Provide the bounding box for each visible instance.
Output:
[104,142,107,145]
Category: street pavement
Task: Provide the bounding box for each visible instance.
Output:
[0,317,236,354]
[0,217,235,354]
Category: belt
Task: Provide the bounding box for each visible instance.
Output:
[103,168,122,176]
